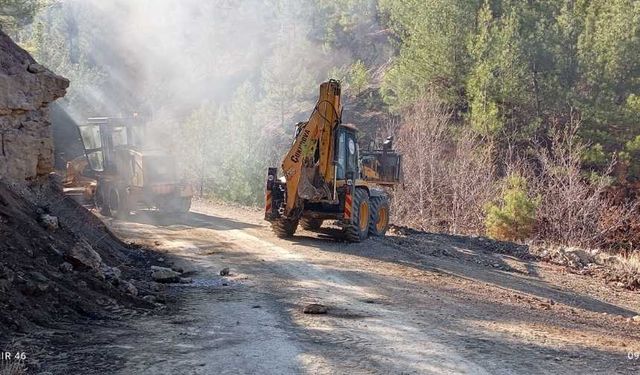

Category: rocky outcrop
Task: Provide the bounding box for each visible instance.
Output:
[0,30,69,182]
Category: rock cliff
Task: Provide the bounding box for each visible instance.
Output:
[0,30,69,182]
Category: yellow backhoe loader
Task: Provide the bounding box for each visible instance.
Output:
[78,117,193,218]
[265,80,402,242]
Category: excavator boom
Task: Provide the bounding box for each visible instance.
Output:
[280,80,342,216]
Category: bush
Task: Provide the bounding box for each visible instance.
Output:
[349,60,369,96]
[393,92,497,234]
[485,174,538,241]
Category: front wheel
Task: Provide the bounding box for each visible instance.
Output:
[369,196,390,237]
[343,188,370,242]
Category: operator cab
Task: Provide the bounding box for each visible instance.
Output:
[335,124,359,181]
[78,116,144,172]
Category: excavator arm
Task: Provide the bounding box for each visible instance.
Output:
[279,80,342,217]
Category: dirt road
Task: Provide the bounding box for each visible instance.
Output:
[53,201,640,374]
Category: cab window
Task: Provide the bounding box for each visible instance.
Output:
[345,132,358,178]
[335,128,358,180]
[336,131,346,179]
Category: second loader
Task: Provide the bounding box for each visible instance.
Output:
[78,116,193,218]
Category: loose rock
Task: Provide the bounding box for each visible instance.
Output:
[102,265,122,281]
[40,214,58,230]
[220,267,230,276]
[30,271,49,283]
[65,239,102,271]
[562,248,594,267]
[151,266,180,283]
[121,281,138,296]
[303,303,328,314]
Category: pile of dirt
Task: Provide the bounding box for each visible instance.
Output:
[386,224,640,291]
[534,246,640,291]
[387,224,533,259]
[0,177,167,342]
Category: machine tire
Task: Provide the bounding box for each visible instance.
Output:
[369,196,390,237]
[176,196,192,213]
[343,188,370,242]
[271,217,299,238]
[96,185,111,217]
[300,218,323,231]
[109,188,130,220]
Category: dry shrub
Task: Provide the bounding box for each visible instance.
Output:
[626,251,640,273]
[530,123,637,249]
[393,92,496,234]
[392,98,640,252]
[596,202,640,253]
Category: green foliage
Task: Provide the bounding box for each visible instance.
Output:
[176,82,270,205]
[260,41,316,128]
[466,2,535,136]
[624,135,640,180]
[328,65,349,83]
[309,0,378,52]
[582,143,607,170]
[381,0,640,178]
[348,60,369,95]
[379,0,478,109]
[178,104,218,197]
[576,0,640,153]
[485,174,538,241]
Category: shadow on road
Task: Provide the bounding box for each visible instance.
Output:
[284,228,638,318]
[124,210,261,231]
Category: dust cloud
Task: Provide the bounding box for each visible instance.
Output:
[45,0,352,128]
[25,0,382,204]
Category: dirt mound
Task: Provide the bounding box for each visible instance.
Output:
[535,246,640,291]
[387,224,640,292]
[0,177,163,341]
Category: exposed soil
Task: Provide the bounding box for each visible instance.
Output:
[6,199,636,374]
[0,180,170,373]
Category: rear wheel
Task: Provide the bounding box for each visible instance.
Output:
[95,184,111,217]
[271,217,299,238]
[177,197,192,213]
[369,196,390,237]
[300,218,323,231]
[343,188,370,242]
